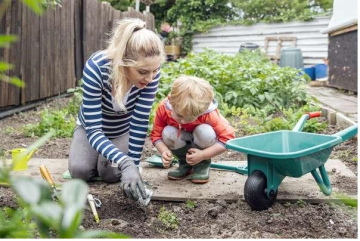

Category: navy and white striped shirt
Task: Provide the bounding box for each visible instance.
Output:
[77,51,160,166]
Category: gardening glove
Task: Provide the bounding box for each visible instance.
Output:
[118,157,147,201]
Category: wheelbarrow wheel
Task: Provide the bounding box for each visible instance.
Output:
[244,170,277,211]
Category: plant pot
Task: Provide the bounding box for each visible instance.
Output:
[165,45,181,56]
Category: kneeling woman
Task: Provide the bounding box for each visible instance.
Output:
[69,18,165,201]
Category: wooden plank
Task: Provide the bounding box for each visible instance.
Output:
[53,6,61,96]
[69,0,76,88]
[7,0,22,106]
[48,6,56,97]
[60,0,66,93]
[74,0,83,82]
[20,5,31,104]
[39,6,49,99]
[0,0,11,107]
[9,159,357,203]
[28,10,40,102]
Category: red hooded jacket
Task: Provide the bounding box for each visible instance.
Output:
[150,97,235,146]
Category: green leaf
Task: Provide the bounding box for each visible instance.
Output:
[0,62,13,72]
[60,207,83,238]
[61,180,88,208]
[0,35,18,47]
[31,202,62,226]
[11,178,50,204]
[8,77,25,87]
[21,0,43,14]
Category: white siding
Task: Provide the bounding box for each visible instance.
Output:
[192,17,331,67]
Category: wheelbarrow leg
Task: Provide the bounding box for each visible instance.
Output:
[311,165,332,196]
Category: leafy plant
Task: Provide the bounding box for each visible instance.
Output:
[157,206,178,230]
[0,131,127,238]
[185,200,197,209]
[22,109,76,138]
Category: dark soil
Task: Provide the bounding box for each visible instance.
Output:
[0,96,358,238]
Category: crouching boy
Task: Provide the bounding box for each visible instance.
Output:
[150,76,235,184]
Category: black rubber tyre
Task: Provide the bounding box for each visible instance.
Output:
[244,170,278,211]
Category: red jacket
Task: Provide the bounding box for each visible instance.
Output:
[150,97,235,146]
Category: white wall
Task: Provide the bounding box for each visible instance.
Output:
[192,17,331,67]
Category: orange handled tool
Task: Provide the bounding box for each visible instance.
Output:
[40,165,58,199]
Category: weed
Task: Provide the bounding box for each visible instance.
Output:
[333,192,358,208]
[4,126,15,135]
[185,200,197,209]
[296,200,306,208]
[157,206,178,230]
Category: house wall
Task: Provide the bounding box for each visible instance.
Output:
[192,17,331,67]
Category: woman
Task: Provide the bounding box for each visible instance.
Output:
[69,18,165,201]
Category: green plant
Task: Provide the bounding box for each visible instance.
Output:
[185,200,197,209]
[333,192,357,208]
[157,206,178,230]
[22,109,76,138]
[296,199,306,208]
[3,126,15,135]
[0,131,127,238]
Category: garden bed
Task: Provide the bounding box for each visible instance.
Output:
[0,96,357,238]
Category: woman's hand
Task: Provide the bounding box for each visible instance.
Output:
[161,150,173,168]
[186,148,204,166]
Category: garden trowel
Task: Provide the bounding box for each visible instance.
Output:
[40,165,59,200]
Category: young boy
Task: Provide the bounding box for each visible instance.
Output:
[150,76,235,184]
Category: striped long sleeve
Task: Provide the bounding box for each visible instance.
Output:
[127,75,159,166]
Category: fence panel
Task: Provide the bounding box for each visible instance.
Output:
[0,0,155,109]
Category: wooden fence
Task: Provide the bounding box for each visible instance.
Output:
[0,0,155,108]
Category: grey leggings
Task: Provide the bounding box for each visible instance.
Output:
[162,124,217,150]
[68,125,129,183]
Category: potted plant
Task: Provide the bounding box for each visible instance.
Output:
[160,22,182,60]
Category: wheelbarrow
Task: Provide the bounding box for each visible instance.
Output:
[225,111,357,210]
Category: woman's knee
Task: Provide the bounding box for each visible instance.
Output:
[162,125,187,149]
[69,162,96,182]
[193,124,216,149]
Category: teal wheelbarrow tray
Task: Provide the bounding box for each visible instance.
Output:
[225,112,358,210]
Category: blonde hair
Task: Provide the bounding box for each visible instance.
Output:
[169,76,214,122]
[105,18,165,110]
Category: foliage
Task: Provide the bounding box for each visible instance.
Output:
[0,131,126,238]
[157,206,178,230]
[159,49,310,112]
[100,0,136,12]
[232,0,333,23]
[185,200,197,209]
[22,85,82,138]
[333,193,358,208]
[22,109,76,138]
[225,104,328,135]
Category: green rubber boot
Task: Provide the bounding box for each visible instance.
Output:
[191,159,211,184]
[168,145,193,180]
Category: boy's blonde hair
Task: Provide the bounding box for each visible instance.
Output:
[169,76,214,122]
[105,18,166,110]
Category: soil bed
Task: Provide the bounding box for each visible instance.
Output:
[0,96,357,238]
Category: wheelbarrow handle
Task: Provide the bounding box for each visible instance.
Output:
[306,111,321,119]
[333,124,358,142]
[292,112,321,132]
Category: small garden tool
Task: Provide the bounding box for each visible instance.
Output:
[39,165,59,200]
[87,194,100,223]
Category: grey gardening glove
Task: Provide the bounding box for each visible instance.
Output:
[118,157,147,201]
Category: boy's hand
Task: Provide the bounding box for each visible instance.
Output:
[161,150,173,168]
[186,148,204,166]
